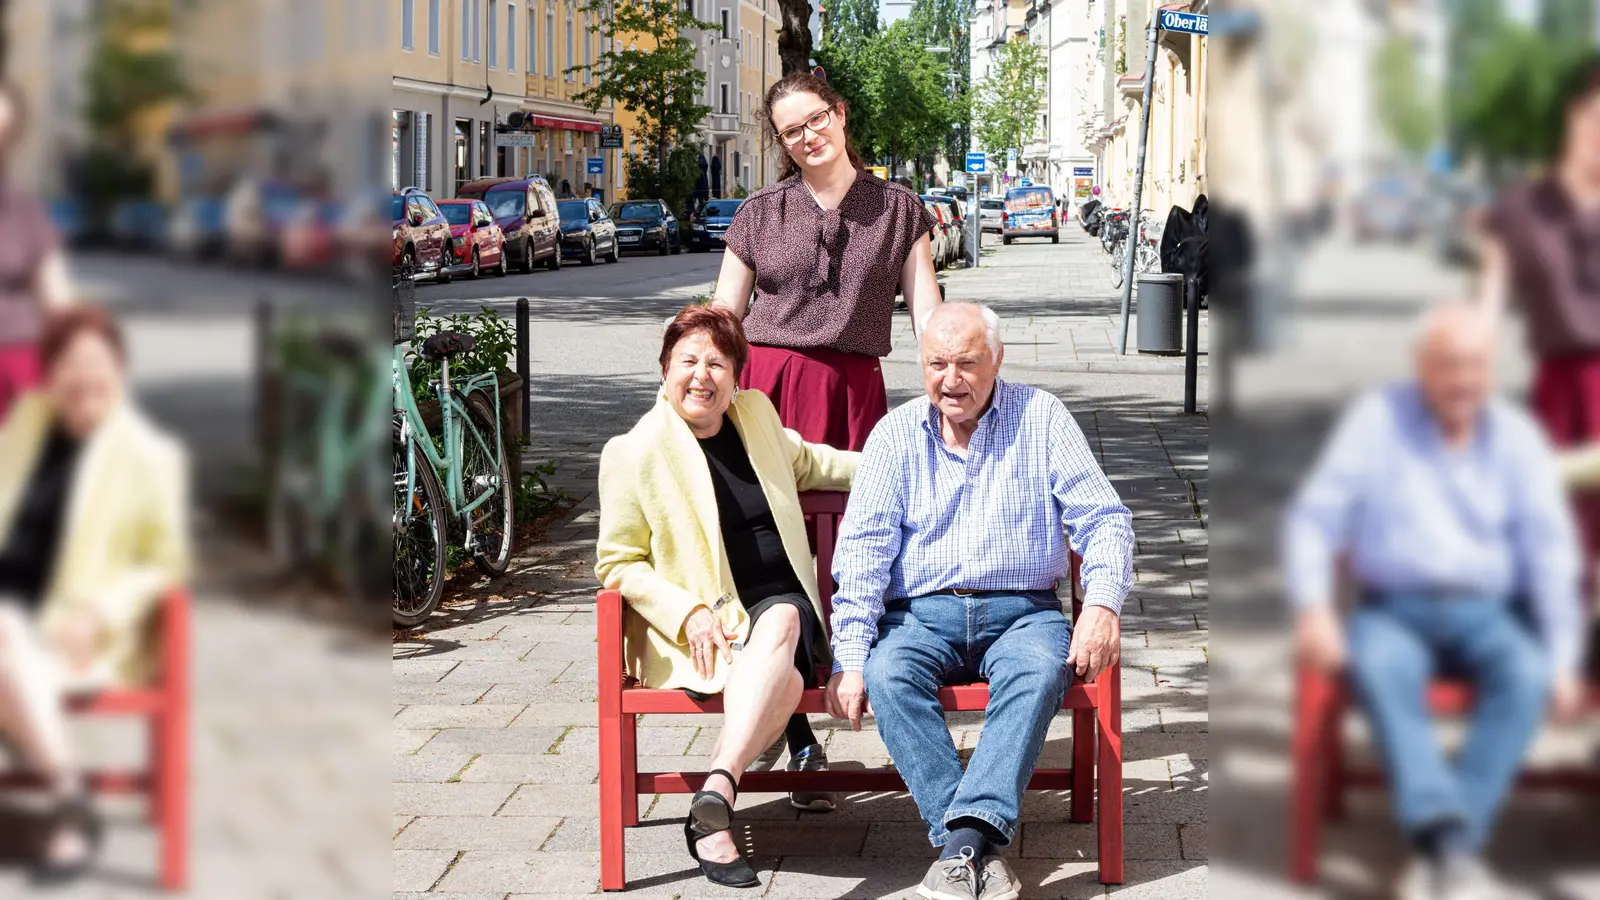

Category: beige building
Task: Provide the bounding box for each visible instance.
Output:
[687,0,783,197]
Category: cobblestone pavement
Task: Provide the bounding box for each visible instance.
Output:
[394,230,1210,898]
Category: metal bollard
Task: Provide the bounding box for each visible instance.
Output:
[516,296,531,445]
[1184,278,1200,415]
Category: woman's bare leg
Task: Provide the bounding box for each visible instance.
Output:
[695,604,803,864]
[0,603,86,863]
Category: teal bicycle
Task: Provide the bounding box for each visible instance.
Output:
[392,270,515,626]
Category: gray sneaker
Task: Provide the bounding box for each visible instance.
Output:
[787,744,836,812]
[917,848,981,900]
[979,855,1020,900]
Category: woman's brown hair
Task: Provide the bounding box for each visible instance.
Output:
[660,304,749,380]
[42,305,126,370]
[761,72,866,182]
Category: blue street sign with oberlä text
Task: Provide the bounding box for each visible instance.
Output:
[966,152,987,173]
[1158,9,1207,35]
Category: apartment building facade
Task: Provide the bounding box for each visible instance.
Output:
[686,0,783,197]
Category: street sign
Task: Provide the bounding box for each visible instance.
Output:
[1006,148,1017,161]
[812,65,826,81]
[1006,148,1017,178]
[965,151,987,173]
[587,157,604,175]
[495,132,535,148]
[1157,9,1207,34]
[1073,166,1094,177]
[598,124,624,149]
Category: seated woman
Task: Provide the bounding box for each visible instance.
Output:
[0,306,189,884]
[595,305,856,888]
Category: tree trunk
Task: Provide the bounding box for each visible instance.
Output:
[776,0,813,76]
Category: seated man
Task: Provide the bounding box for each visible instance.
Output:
[1284,302,1587,900]
[826,303,1135,900]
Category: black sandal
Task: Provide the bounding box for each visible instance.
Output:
[28,792,103,886]
[685,768,760,888]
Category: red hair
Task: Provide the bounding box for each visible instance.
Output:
[660,305,749,379]
[41,305,126,370]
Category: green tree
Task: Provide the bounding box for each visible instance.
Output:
[1452,18,1589,169]
[972,36,1047,164]
[569,0,714,211]
[908,0,972,167]
[814,0,881,161]
[1372,34,1440,160]
[864,22,956,173]
[81,0,188,205]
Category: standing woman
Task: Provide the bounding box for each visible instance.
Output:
[1479,54,1600,674]
[712,71,942,454]
[708,71,941,809]
[0,82,73,423]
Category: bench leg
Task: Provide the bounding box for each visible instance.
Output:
[599,689,627,891]
[1321,687,1346,822]
[1070,708,1093,823]
[157,705,188,891]
[621,713,639,827]
[147,716,163,826]
[1291,666,1334,885]
[1095,665,1123,884]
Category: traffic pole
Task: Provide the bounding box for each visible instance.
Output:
[1117,20,1161,356]
[1184,277,1199,414]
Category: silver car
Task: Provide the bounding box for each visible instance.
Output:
[979,198,1004,234]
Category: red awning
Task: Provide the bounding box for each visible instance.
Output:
[525,114,602,133]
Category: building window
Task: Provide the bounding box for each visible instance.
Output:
[428,0,440,53]
[720,83,729,115]
[480,121,492,176]
[488,0,498,66]
[545,2,555,77]
[402,0,414,50]
[565,4,574,81]
[507,3,516,71]
[461,0,470,58]
[455,118,472,190]
[720,9,730,40]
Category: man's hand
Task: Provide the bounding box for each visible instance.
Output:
[1551,673,1586,723]
[1295,605,1346,674]
[684,607,736,680]
[826,671,869,730]
[1067,606,1121,683]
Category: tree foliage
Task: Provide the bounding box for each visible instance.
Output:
[907,0,973,161]
[818,14,957,173]
[1371,34,1440,160]
[972,36,1047,163]
[81,0,188,206]
[570,0,714,190]
[1451,18,1590,168]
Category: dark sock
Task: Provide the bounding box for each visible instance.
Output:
[940,826,987,861]
[785,714,818,755]
[1414,819,1471,860]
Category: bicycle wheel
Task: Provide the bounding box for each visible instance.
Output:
[461,391,515,577]
[1110,241,1127,289]
[393,427,449,627]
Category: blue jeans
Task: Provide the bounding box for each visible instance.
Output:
[1346,593,1551,852]
[862,591,1072,848]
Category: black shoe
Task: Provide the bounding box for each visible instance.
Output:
[685,768,760,888]
[28,792,103,887]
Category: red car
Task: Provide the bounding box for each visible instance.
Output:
[436,199,507,279]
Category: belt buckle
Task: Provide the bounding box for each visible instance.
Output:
[952,588,978,596]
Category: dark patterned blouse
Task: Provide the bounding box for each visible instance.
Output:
[722,170,936,358]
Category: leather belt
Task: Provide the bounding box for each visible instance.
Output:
[951,588,982,596]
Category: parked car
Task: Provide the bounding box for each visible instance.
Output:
[1352,175,1423,244]
[109,199,169,252]
[1430,176,1495,267]
[927,201,955,270]
[437,198,508,279]
[455,176,563,273]
[225,177,303,267]
[608,199,681,255]
[1002,185,1059,244]
[557,198,619,266]
[280,199,346,271]
[979,198,1005,234]
[924,194,967,264]
[688,199,743,251]
[392,187,454,282]
[165,195,227,260]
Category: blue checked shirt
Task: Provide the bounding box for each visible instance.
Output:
[1283,382,1585,674]
[829,379,1136,673]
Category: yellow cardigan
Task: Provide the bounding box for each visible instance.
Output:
[594,388,857,694]
[0,393,191,687]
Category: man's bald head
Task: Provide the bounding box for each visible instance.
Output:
[1413,301,1494,441]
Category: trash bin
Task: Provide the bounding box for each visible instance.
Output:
[1136,272,1185,355]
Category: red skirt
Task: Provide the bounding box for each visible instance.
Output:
[0,343,39,425]
[1532,355,1600,649]
[739,345,887,452]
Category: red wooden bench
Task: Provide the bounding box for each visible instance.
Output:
[597,491,1124,891]
[1289,664,1600,883]
[0,588,190,891]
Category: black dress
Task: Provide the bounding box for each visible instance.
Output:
[0,425,82,608]
[687,415,825,699]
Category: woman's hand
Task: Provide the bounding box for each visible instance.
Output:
[685,606,738,680]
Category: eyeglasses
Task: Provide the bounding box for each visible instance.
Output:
[777,107,833,146]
